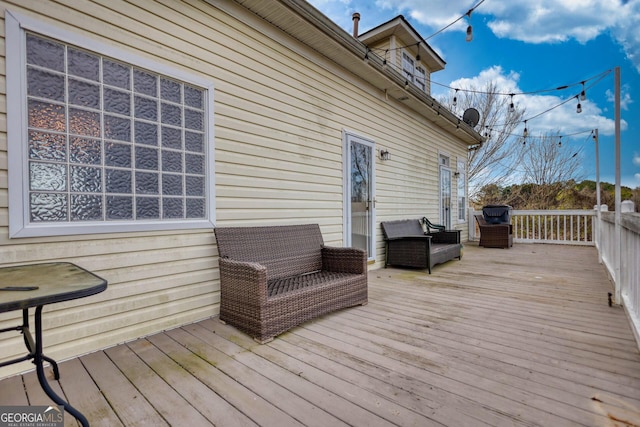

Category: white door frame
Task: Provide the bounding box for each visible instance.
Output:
[440,165,453,229]
[342,130,376,260]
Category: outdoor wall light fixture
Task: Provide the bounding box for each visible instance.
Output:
[379,149,391,161]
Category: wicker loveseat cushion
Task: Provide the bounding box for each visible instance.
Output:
[268,271,359,297]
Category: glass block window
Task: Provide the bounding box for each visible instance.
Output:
[25,33,207,224]
[7,13,214,238]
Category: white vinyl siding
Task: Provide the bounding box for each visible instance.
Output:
[0,0,470,378]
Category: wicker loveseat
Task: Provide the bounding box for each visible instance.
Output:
[381,219,462,274]
[214,224,368,343]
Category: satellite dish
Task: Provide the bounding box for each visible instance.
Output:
[462,108,480,127]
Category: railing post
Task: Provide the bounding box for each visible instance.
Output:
[468,207,476,240]
[614,66,622,305]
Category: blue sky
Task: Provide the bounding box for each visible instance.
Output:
[307,0,640,189]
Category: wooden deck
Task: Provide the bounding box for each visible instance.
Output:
[2,242,640,426]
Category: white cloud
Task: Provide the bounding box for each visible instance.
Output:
[633,153,640,167]
[362,0,640,73]
[445,66,627,137]
[448,65,522,94]
[606,87,634,111]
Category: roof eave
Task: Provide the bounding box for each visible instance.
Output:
[229,0,484,145]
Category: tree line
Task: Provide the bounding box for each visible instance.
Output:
[473,180,640,210]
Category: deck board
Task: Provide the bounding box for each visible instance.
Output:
[2,243,640,426]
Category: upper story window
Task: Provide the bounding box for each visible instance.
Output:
[6,12,215,237]
[402,51,415,83]
[415,66,426,92]
[402,51,428,93]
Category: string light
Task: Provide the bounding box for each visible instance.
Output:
[486,72,609,131]
[423,0,486,42]
[364,0,486,60]
[465,9,473,42]
[523,120,528,138]
[359,36,610,142]
[576,96,582,114]
[558,136,563,147]
[430,69,611,97]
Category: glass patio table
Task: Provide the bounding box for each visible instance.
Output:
[0,262,107,427]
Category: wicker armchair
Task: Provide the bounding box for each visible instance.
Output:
[214,224,368,343]
[475,215,513,248]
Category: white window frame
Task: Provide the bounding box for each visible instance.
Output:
[401,51,415,83]
[6,11,215,238]
[342,130,377,261]
[457,160,467,223]
[415,65,426,92]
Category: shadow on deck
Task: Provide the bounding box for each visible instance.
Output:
[2,243,640,426]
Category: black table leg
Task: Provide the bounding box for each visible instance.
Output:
[19,309,60,379]
[34,305,89,427]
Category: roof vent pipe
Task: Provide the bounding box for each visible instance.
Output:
[352,12,360,37]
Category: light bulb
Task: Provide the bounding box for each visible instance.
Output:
[576,103,582,114]
[466,25,473,42]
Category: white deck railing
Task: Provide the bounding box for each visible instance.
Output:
[469,207,640,349]
[599,211,640,347]
[469,209,595,245]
